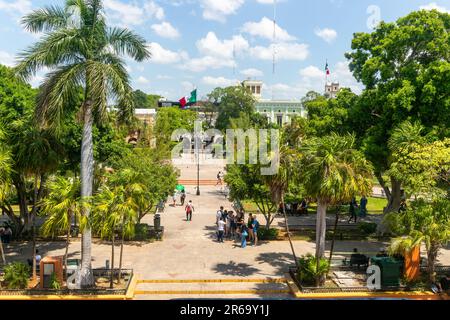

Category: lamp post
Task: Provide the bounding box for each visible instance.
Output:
[195,119,202,196]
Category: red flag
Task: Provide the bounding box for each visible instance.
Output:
[179,96,187,108]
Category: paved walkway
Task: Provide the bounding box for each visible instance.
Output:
[3,161,450,299]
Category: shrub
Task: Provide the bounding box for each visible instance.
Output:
[297,254,330,286]
[133,224,149,241]
[3,262,30,289]
[257,228,279,240]
[358,222,377,235]
[50,272,61,289]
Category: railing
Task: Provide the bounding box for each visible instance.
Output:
[0,268,133,296]
[289,265,448,294]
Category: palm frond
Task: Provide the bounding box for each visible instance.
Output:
[21,5,69,33]
[107,27,151,62]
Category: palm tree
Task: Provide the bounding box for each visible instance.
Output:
[40,177,82,281]
[15,0,150,287]
[0,131,12,265]
[300,134,373,285]
[16,128,60,280]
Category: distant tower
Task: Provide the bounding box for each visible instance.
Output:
[243,80,263,100]
[325,82,340,99]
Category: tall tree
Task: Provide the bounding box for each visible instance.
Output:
[345,9,450,212]
[299,134,373,285]
[15,0,150,287]
[40,177,82,281]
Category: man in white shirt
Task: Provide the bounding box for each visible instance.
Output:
[216,206,224,225]
[217,218,226,243]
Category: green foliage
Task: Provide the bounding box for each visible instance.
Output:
[132,90,160,109]
[153,107,197,151]
[50,272,61,290]
[133,223,149,241]
[3,262,30,289]
[297,254,330,286]
[345,9,450,182]
[300,134,374,204]
[257,228,279,241]
[358,222,377,235]
[209,86,256,131]
[304,88,357,137]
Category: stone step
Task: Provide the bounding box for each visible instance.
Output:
[134,279,290,296]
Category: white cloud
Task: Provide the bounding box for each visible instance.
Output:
[181,81,195,92]
[0,0,32,15]
[315,28,337,43]
[242,17,296,42]
[249,42,309,61]
[196,32,249,59]
[151,22,180,39]
[157,74,172,80]
[240,68,264,78]
[332,61,362,94]
[147,42,188,64]
[181,56,235,72]
[299,66,324,79]
[202,76,238,87]
[200,0,245,23]
[419,2,450,13]
[144,0,165,20]
[0,50,15,67]
[136,76,150,84]
[104,0,164,26]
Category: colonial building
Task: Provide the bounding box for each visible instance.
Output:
[242,80,306,126]
[324,82,340,99]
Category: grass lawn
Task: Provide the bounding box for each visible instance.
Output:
[242,196,387,215]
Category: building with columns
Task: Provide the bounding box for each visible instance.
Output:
[242,80,306,126]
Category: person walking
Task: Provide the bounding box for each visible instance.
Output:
[360,196,368,217]
[180,190,186,206]
[216,206,224,225]
[348,197,358,223]
[217,217,225,243]
[216,171,223,186]
[185,201,194,221]
[172,192,177,207]
[226,211,233,239]
[247,214,254,244]
[252,215,260,246]
[241,224,248,248]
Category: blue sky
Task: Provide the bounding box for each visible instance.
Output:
[0,0,449,101]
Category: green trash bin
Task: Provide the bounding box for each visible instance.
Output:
[370,257,403,287]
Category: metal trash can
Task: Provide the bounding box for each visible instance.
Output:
[371,257,403,287]
[154,214,161,231]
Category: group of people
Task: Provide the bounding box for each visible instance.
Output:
[278,199,309,215]
[172,188,187,207]
[348,196,369,223]
[215,206,260,248]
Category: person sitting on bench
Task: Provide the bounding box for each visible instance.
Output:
[350,248,369,269]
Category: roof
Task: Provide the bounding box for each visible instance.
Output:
[135,109,157,115]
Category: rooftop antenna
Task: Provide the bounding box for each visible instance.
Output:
[271,0,277,100]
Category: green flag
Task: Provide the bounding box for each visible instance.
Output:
[188,89,197,104]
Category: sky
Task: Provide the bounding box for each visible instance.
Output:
[0,0,449,101]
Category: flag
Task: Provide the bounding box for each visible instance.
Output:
[325,61,330,75]
[179,89,197,109]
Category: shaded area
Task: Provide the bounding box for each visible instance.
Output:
[213,261,260,277]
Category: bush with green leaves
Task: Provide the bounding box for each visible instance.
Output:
[50,272,61,290]
[358,222,378,235]
[3,262,30,289]
[297,254,330,287]
[133,224,149,241]
[257,228,279,241]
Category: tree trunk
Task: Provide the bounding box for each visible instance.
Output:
[118,227,125,284]
[77,101,95,288]
[110,233,115,289]
[328,211,340,269]
[282,196,299,269]
[427,242,439,283]
[13,176,28,235]
[64,219,71,282]
[383,177,402,214]
[0,237,5,265]
[31,175,39,281]
[316,200,327,287]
